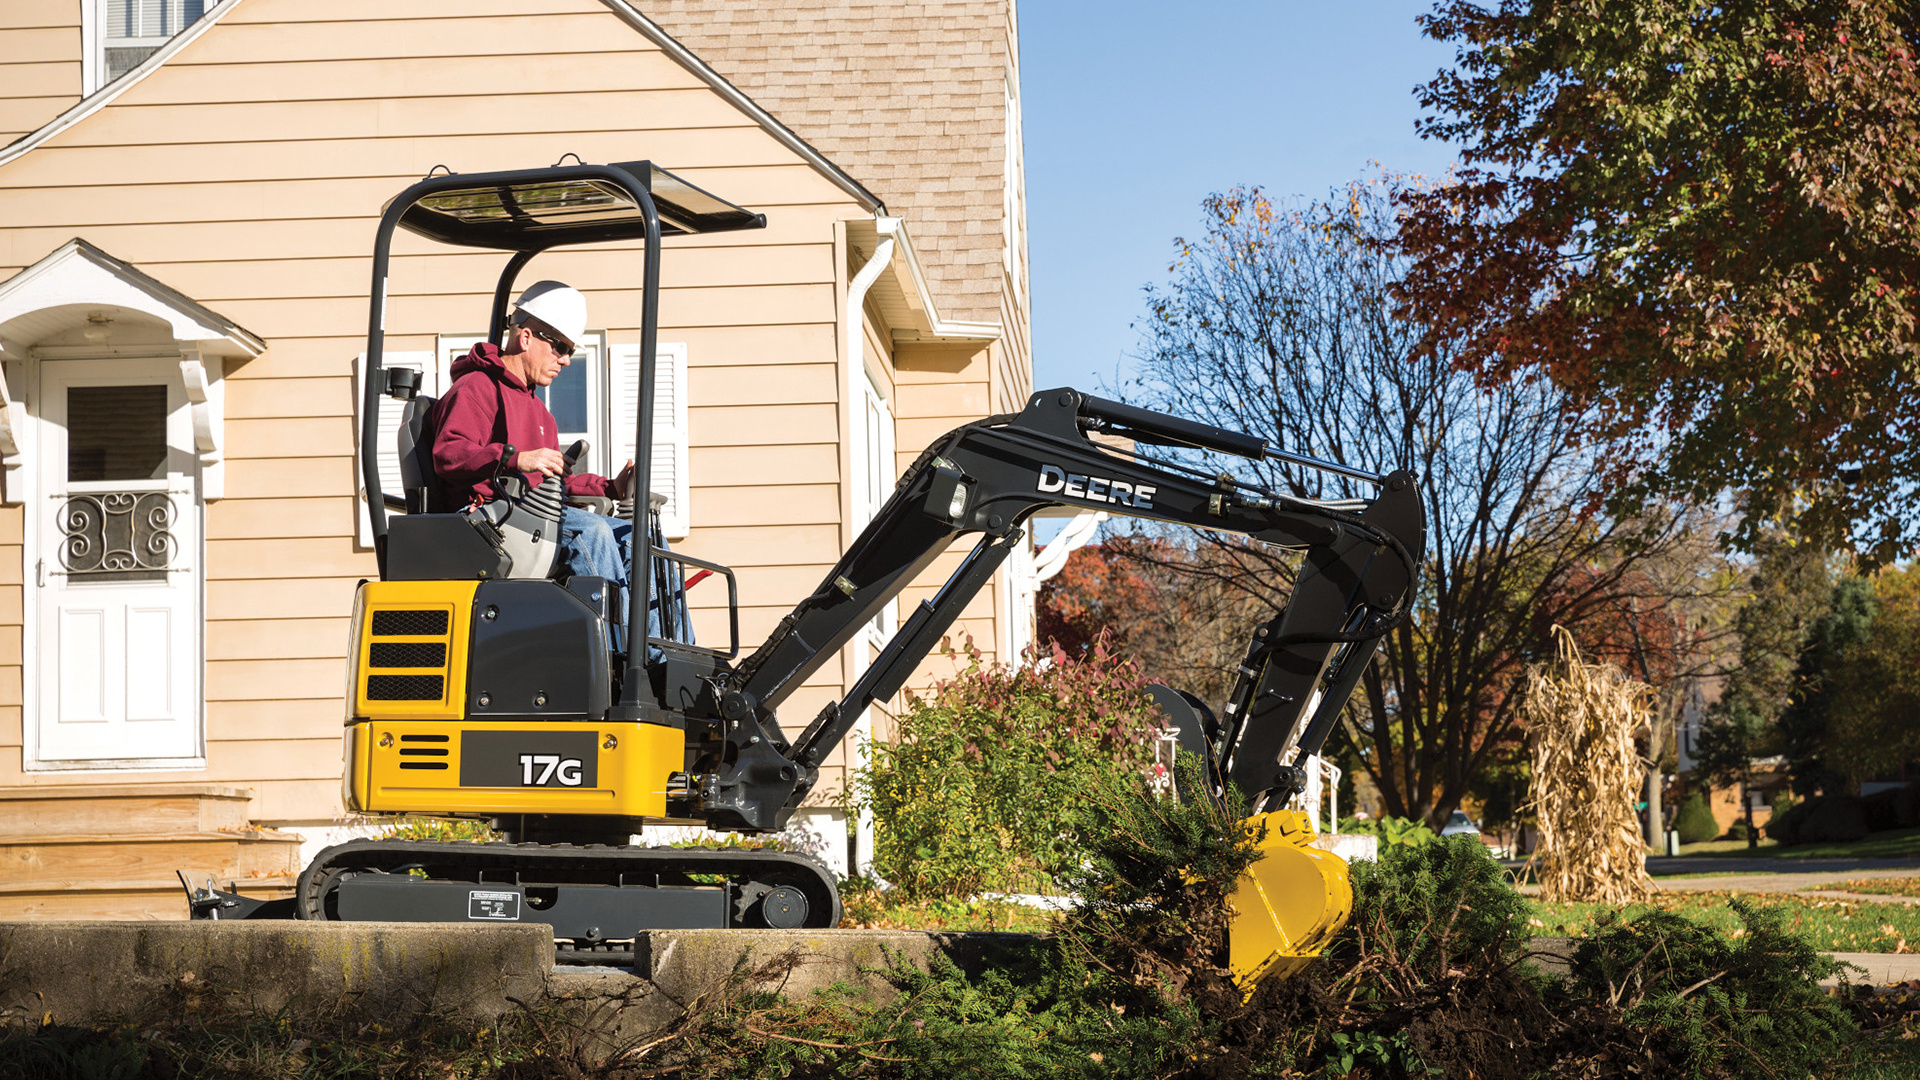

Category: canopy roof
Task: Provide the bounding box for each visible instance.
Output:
[391,161,765,250]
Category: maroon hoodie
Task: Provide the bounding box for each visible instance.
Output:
[427,342,614,507]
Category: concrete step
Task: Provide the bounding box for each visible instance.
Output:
[0,784,256,840]
[0,831,305,887]
[0,877,295,920]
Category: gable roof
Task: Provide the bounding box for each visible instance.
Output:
[645,2,1018,326]
[0,0,886,219]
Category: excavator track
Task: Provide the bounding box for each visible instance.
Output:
[297,839,840,962]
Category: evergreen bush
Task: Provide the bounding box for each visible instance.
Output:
[1551,902,1855,1079]
[1675,791,1721,844]
[855,637,1166,899]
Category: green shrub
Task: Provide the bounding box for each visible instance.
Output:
[376,816,495,842]
[1675,791,1721,844]
[855,638,1166,899]
[1551,901,1856,1079]
[1338,834,1532,981]
[1338,814,1439,849]
[1722,821,1749,843]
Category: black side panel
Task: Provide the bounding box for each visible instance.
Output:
[386,514,511,581]
[466,581,611,719]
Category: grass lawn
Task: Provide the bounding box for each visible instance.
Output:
[1840,1036,1920,1079]
[1677,826,1920,859]
[1837,877,1920,898]
[1530,889,1920,953]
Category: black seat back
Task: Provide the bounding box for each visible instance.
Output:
[396,394,441,514]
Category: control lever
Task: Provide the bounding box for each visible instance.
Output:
[488,443,526,502]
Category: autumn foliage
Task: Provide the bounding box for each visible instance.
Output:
[1399,0,1920,562]
[1037,536,1270,708]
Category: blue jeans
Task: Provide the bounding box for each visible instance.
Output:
[558,506,690,659]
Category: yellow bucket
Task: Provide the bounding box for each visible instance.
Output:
[1227,809,1354,993]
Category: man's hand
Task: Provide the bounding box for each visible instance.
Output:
[513,446,568,479]
[610,460,636,500]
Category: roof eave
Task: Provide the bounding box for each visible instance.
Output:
[0,0,247,170]
[598,0,887,216]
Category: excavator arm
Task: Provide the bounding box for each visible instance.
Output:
[698,387,1426,835]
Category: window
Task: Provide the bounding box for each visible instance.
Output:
[101,0,208,85]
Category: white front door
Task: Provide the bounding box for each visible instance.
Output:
[33,359,202,766]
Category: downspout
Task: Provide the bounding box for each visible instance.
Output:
[844,217,898,878]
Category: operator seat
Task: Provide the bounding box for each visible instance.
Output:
[396,394,444,515]
[382,392,520,581]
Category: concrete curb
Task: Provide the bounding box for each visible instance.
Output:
[0,921,552,1029]
[3,921,1913,1051]
[0,922,1043,1044]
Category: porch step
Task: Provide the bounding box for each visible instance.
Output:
[0,876,296,921]
[0,784,255,840]
[0,831,305,884]
[0,785,305,921]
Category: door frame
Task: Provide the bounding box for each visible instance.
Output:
[21,351,207,772]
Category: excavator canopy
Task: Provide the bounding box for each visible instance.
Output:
[387,160,766,251]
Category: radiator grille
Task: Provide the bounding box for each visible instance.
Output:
[370,642,447,669]
[368,674,445,701]
[371,609,449,637]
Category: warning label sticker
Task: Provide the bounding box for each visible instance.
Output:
[468,890,521,921]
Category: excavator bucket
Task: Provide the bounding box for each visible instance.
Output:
[1228,809,1353,994]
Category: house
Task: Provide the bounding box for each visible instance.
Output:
[0,0,1033,914]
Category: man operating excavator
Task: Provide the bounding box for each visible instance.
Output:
[427,280,636,592]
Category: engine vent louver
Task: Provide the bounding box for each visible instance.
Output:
[370,642,447,668]
[368,674,445,700]
[361,605,457,709]
[371,610,449,636]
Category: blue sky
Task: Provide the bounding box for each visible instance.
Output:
[1019,1,1460,396]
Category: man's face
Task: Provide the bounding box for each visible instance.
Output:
[520,324,574,387]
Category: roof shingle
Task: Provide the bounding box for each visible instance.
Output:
[648,0,1016,325]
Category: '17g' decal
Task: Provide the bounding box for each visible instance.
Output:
[518,753,585,787]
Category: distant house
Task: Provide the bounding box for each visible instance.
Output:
[0,0,1031,914]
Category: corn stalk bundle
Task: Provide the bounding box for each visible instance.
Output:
[1521,626,1654,904]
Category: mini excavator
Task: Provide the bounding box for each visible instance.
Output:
[184,161,1426,991]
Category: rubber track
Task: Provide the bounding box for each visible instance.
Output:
[295,838,842,929]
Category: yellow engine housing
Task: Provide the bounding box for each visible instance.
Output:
[343,580,683,819]
[344,718,684,817]
[1228,809,1354,993]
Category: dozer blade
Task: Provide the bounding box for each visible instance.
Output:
[1228,809,1352,994]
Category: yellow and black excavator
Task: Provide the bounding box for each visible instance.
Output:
[185,161,1426,992]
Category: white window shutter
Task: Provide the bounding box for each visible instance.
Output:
[351,351,438,548]
[610,343,690,539]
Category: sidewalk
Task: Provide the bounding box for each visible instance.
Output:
[1526,936,1920,986]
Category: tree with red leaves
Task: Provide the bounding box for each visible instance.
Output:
[1400,0,1920,564]
[1037,536,1266,709]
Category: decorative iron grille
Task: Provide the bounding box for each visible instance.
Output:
[58,491,177,580]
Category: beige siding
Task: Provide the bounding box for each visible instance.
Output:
[0,0,1030,836]
[0,0,877,821]
[0,0,82,145]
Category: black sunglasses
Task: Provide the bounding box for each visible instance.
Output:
[528,326,575,358]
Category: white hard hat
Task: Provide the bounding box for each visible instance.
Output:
[512,280,587,347]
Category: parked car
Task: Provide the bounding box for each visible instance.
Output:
[1441,811,1512,858]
